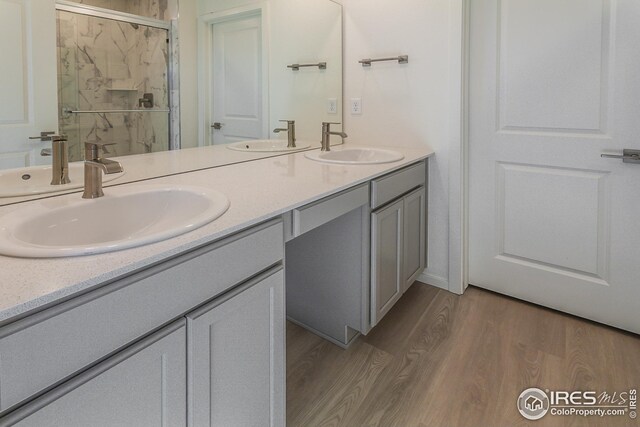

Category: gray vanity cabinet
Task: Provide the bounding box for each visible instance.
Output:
[371,162,427,326]
[0,220,285,426]
[187,267,285,427]
[371,198,404,325]
[403,187,426,292]
[4,321,187,427]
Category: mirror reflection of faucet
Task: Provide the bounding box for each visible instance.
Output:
[273,120,297,148]
[39,134,71,186]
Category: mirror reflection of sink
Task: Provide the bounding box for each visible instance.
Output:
[305,147,404,165]
[226,139,312,152]
[0,164,125,198]
[0,184,229,258]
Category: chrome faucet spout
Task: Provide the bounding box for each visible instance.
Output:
[85,158,124,175]
[321,122,347,151]
[82,142,123,199]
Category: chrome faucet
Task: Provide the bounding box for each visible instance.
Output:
[273,120,297,148]
[321,122,347,152]
[83,141,123,199]
[40,135,71,185]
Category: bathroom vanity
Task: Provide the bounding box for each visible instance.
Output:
[0,144,432,426]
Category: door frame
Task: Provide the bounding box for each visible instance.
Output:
[197,4,270,147]
[446,0,470,295]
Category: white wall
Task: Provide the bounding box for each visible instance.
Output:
[342,0,456,290]
[178,0,199,148]
[195,0,343,144]
[182,0,463,290]
[269,0,343,142]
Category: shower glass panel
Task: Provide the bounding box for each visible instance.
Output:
[57,10,170,162]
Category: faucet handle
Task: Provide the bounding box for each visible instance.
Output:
[279,119,295,124]
[84,141,116,160]
[322,122,342,125]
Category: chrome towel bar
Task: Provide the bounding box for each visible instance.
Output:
[287,62,327,71]
[359,55,408,67]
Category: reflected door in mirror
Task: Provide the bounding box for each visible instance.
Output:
[210,14,264,145]
[0,0,58,169]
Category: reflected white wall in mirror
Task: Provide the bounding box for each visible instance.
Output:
[196,0,342,147]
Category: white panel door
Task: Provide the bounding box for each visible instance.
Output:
[469,0,640,333]
[0,0,58,168]
[210,14,264,145]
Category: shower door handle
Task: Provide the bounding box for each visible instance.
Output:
[211,122,224,130]
[601,149,640,164]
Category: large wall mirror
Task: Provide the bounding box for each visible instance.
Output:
[0,0,342,205]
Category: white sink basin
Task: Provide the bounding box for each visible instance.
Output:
[0,163,124,198]
[305,147,404,165]
[0,184,229,258]
[226,139,312,152]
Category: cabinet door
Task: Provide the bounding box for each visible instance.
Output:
[403,187,426,293]
[371,199,404,326]
[5,321,187,427]
[187,268,285,427]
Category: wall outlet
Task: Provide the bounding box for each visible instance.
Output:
[327,98,337,114]
[350,98,362,115]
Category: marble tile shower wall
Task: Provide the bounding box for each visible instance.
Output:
[57,10,169,161]
[69,0,169,20]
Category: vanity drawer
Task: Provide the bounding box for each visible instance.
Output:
[291,184,369,237]
[0,219,283,413]
[371,162,426,209]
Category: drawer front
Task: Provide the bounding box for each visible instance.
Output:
[292,184,369,237]
[0,220,283,413]
[371,162,426,209]
[2,320,187,427]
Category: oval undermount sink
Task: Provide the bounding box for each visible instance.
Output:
[0,184,229,258]
[305,147,404,165]
[226,139,312,152]
[0,163,125,198]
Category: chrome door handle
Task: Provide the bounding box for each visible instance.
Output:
[601,149,640,164]
[211,122,224,130]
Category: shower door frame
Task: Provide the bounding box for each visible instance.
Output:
[54,0,180,150]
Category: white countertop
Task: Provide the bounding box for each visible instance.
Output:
[0,141,330,206]
[0,144,433,324]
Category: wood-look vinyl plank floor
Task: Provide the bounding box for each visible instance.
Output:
[286,284,640,427]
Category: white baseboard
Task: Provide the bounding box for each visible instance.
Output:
[416,270,449,290]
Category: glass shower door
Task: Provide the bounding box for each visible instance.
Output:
[56,9,170,162]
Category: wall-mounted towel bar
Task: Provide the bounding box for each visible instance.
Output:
[359,55,408,67]
[63,108,170,114]
[287,62,327,71]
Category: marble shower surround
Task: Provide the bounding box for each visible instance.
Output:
[57,9,170,161]
[68,0,169,20]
